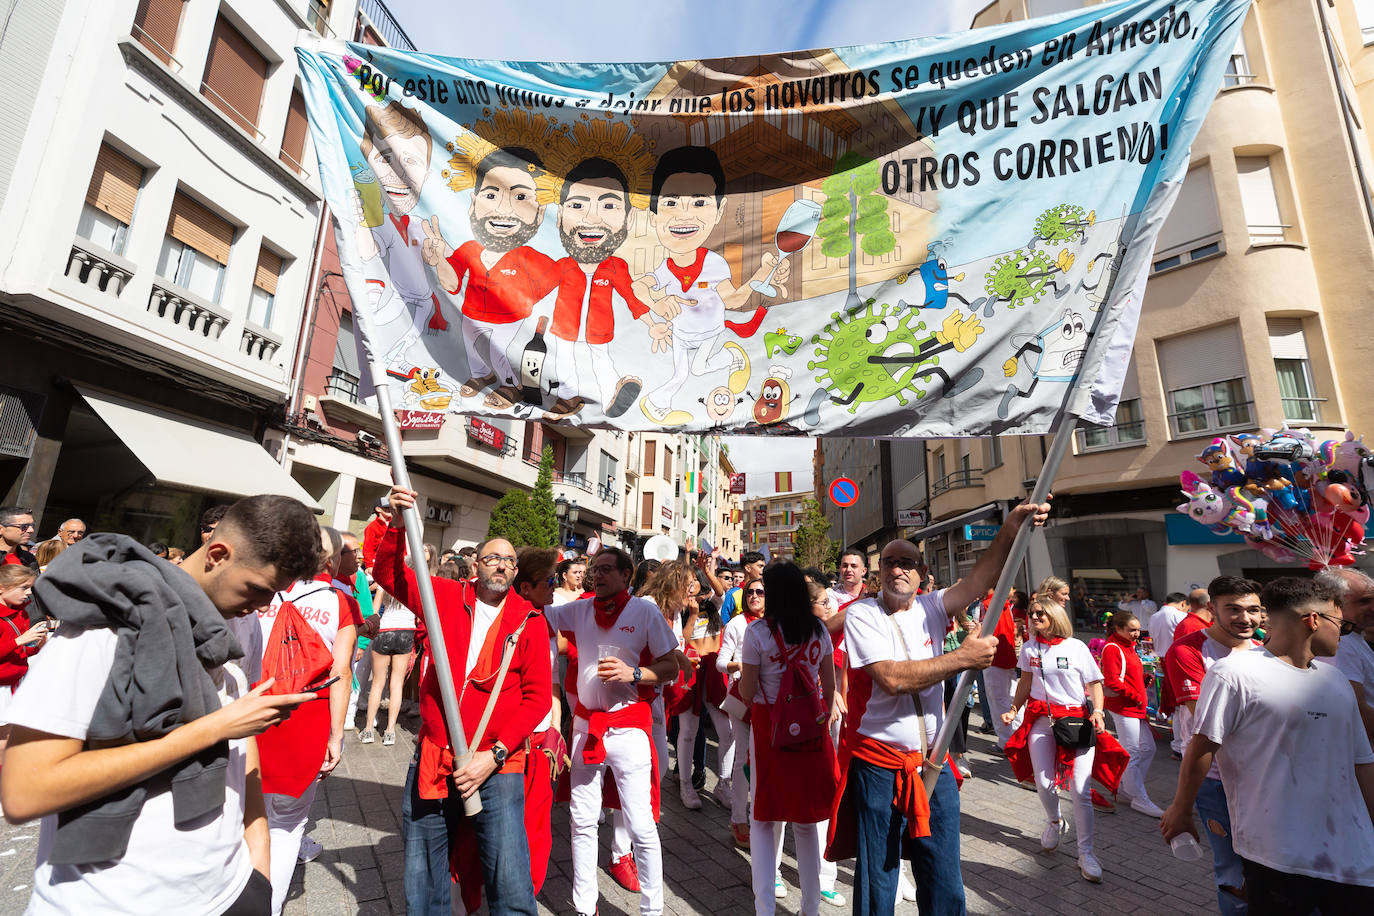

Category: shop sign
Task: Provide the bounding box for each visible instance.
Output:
[426,501,455,525]
[466,417,506,448]
[397,410,445,430]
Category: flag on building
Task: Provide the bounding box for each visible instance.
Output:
[783,510,793,526]
[729,474,746,495]
[731,508,742,524]
[776,472,792,492]
[754,506,768,527]
[685,470,701,494]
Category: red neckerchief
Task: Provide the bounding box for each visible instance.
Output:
[594,589,631,629]
[743,607,762,622]
[1034,634,1066,647]
[665,248,707,292]
[389,213,409,239]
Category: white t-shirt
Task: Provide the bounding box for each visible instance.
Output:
[1017,637,1102,707]
[844,590,949,754]
[244,580,348,684]
[464,600,502,681]
[1147,605,1187,658]
[741,619,832,703]
[827,584,864,614]
[372,214,433,301]
[1333,633,1374,706]
[1120,597,1158,619]
[7,625,253,915]
[376,593,417,632]
[545,596,677,713]
[651,249,731,340]
[717,612,753,681]
[1194,650,1374,886]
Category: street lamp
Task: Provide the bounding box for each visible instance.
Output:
[555,495,569,546]
[567,500,581,548]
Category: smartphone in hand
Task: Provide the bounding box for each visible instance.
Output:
[301,675,341,694]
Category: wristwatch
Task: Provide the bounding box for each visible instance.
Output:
[491,741,509,766]
[631,666,643,684]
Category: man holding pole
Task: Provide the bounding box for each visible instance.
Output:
[827,498,1050,915]
[374,485,551,916]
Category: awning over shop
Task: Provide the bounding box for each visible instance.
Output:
[909,502,1003,543]
[75,385,321,510]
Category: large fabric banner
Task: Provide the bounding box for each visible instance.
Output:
[296,0,1249,437]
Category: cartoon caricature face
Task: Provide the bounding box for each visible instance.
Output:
[650,172,725,257]
[364,130,429,216]
[754,377,791,424]
[704,385,738,423]
[521,347,543,388]
[558,176,630,264]
[1033,309,1087,381]
[470,163,544,253]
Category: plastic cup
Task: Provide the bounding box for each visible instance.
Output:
[1170,834,1203,861]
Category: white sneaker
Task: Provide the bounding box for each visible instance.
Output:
[713,777,734,808]
[298,836,323,864]
[1079,853,1103,882]
[680,780,703,810]
[898,873,917,901]
[1130,797,1165,818]
[956,758,972,778]
[1040,818,1066,851]
[775,872,787,898]
[820,889,846,907]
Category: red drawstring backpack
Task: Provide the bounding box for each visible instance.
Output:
[768,624,826,750]
[254,588,336,796]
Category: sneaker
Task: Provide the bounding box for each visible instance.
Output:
[898,873,917,902]
[680,780,703,810]
[1091,789,1117,813]
[820,889,847,907]
[382,730,396,747]
[358,728,376,744]
[731,822,751,849]
[956,759,972,778]
[1040,818,1066,851]
[607,853,640,893]
[1079,853,1103,883]
[1130,797,1165,818]
[775,872,786,899]
[713,777,734,809]
[297,835,323,864]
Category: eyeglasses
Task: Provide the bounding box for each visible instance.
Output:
[4,521,35,531]
[1315,611,1360,636]
[745,588,765,597]
[200,525,216,534]
[879,556,920,571]
[479,554,517,568]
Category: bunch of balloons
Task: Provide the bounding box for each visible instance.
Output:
[1177,428,1369,570]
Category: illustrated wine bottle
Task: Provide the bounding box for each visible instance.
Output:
[520,317,550,406]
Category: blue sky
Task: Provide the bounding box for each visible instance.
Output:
[378,0,986,492]
[384,0,987,61]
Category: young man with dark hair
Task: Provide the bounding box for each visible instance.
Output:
[1,495,321,914]
[0,506,38,569]
[829,548,868,611]
[1161,575,1264,915]
[377,486,551,916]
[199,504,230,545]
[1163,577,1374,910]
[1148,592,1189,659]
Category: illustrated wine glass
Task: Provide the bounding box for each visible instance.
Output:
[750,198,824,298]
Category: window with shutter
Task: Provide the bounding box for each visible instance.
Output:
[248,248,282,328]
[280,91,309,173]
[133,0,185,66]
[78,145,144,254]
[201,16,269,135]
[643,440,656,476]
[1157,324,1252,437]
[1236,156,1286,244]
[1153,164,1224,272]
[1268,318,1320,422]
[326,312,361,402]
[641,492,654,529]
[157,192,233,303]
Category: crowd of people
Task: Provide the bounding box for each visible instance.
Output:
[1,494,1372,915]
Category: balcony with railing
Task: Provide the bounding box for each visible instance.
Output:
[319,368,381,429]
[357,0,417,49]
[66,237,136,296]
[931,468,984,495]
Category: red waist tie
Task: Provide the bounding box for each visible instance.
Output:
[851,734,931,839]
[1004,698,1129,795]
[574,700,660,820]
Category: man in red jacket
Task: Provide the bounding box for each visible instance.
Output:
[360,497,391,571]
[374,485,551,916]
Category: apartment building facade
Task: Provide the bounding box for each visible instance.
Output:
[0,0,360,545]
[913,0,1374,595]
[619,434,743,559]
[742,491,813,563]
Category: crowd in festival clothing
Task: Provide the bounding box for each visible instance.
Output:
[1,495,1373,915]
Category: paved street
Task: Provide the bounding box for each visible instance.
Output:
[0,705,1217,915]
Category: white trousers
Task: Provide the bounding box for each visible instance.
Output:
[551,336,622,405]
[1171,705,1193,754]
[751,819,824,916]
[265,783,317,915]
[1112,714,1157,803]
[570,722,662,916]
[652,695,669,782]
[646,332,731,411]
[983,666,1020,747]
[462,316,527,385]
[1026,717,1095,855]
[346,649,373,728]
[676,703,736,784]
[729,715,751,824]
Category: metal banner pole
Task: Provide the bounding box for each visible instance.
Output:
[921,416,1078,793]
[373,380,482,816]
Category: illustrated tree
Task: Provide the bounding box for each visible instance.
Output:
[791,498,839,570]
[818,151,897,311]
[486,445,559,547]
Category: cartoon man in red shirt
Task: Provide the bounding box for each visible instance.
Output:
[634,146,789,427]
[545,143,680,421]
[422,120,561,410]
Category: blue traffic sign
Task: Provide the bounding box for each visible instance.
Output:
[964,524,998,541]
[829,478,859,508]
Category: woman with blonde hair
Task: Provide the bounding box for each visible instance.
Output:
[34,539,65,571]
[1002,596,1128,883]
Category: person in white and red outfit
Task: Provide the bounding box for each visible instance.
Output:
[546,547,678,916]
[827,549,867,613]
[1003,598,1128,883]
[0,565,47,767]
[1100,610,1164,817]
[719,573,765,847]
[244,526,358,915]
[739,562,840,916]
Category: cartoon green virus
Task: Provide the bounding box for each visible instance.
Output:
[1032,204,1095,246]
[808,303,936,412]
[983,248,1075,309]
[764,327,804,359]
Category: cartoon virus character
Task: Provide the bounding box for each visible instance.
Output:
[997,307,1089,419]
[1031,204,1095,247]
[809,304,986,412]
[764,327,804,358]
[895,240,969,312]
[700,385,744,426]
[749,368,798,425]
[983,248,1074,309]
